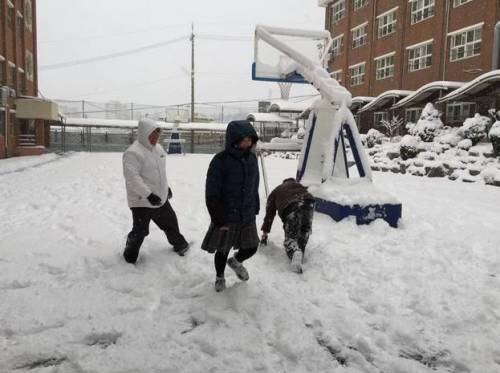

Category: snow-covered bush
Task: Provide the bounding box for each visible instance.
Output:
[435,127,463,147]
[460,114,490,145]
[379,116,404,141]
[360,134,367,147]
[489,121,500,157]
[400,135,419,160]
[457,139,472,150]
[366,128,384,148]
[409,103,443,142]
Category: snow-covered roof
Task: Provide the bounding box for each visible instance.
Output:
[437,69,500,103]
[358,90,414,113]
[246,113,294,123]
[392,81,465,109]
[268,98,316,113]
[351,96,375,111]
[63,117,228,131]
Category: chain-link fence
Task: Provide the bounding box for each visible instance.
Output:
[48,124,225,154]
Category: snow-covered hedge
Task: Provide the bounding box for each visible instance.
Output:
[409,103,443,142]
[457,139,473,150]
[400,135,419,160]
[366,129,384,148]
[489,121,500,157]
[460,114,490,145]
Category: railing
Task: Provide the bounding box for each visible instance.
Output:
[18,134,36,147]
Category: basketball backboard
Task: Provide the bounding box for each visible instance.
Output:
[253,25,331,84]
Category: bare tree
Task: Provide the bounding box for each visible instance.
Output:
[380,115,404,141]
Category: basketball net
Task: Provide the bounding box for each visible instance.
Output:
[278,82,292,100]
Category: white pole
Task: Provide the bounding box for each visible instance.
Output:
[259,151,270,197]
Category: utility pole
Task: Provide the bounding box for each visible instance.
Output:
[190,23,195,123]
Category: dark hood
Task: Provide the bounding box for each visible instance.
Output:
[225,120,259,152]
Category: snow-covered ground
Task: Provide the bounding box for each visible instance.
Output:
[1,152,500,373]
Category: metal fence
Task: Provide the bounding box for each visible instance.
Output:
[48,124,225,154]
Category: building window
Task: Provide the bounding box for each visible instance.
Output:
[24,0,33,31]
[408,41,433,72]
[351,23,368,49]
[349,63,365,86]
[7,0,15,29]
[453,0,473,7]
[446,102,476,122]
[331,34,343,57]
[331,0,345,24]
[375,53,395,80]
[377,8,397,38]
[374,112,389,126]
[0,57,5,84]
[25,51,34,82]
[8,62,16,86]
[353,0,368,11]
[410,0,435,25]
[16,12,24,35]
[331,69,342,83]
[405,108,422,123]
[450,24,482,62]
[18,69,26,94]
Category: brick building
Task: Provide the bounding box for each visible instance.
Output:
[1,0,57,158]
[319,0,500,132]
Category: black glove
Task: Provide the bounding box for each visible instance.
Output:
[147,193,162,206]
[168,188,173,200]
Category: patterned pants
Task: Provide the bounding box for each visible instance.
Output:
[283,200,315,260]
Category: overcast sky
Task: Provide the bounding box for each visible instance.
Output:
[37,0,325,109]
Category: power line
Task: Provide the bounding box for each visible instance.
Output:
[39,35,189,71]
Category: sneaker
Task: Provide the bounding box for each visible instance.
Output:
[227,257,249,281]
[214,276,226,292]
[291,251,303,274]
[174,242,190,256]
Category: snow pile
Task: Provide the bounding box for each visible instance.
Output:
[0,153,59,175]
[457,139,473,150]
[408,103,443,142]
[308,177,400,206]
[489,121,500,157]
[460,114,490,145]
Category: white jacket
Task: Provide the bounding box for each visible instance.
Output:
[123,119,169,208]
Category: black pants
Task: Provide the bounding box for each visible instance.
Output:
[283,200,314,260]
[214,246,258,277]
[123,201,187,263]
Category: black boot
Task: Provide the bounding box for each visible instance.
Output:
[123,234,144,264]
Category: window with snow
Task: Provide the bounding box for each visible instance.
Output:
[374,112,388,126]
[377,8,397,38]
[331,0,345,25]
[410,0,435,25]
[408,41,433,72]
[351,23,368,49]
[405,108,422,123]
[353,0,368,11]
[446,102,476,123]
[331,69,342,83]
[8,62,16,86]
[375,54,395,80]
[453,0,473,7]
[25,51,34,82]
[331,35,343,58]
[349,63,365,86]
[24,0,33,31]
[450,25,482,62]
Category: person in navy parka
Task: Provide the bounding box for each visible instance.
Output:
[201,120,260,292]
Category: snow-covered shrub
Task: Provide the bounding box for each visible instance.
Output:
[458,139,472,150]
[436,126,463,147]
[409,103,443,142]
[489,121,500,157]
[360,134,367,147]
[460,114,490,145]
[366,128,384,148]
[400,135,419,160]
[379,116,404,141]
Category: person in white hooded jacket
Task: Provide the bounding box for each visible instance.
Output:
[122,119,189,263]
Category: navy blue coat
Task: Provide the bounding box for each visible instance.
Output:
[205,121,260,226]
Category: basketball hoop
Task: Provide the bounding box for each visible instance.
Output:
[278,82,292,100]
